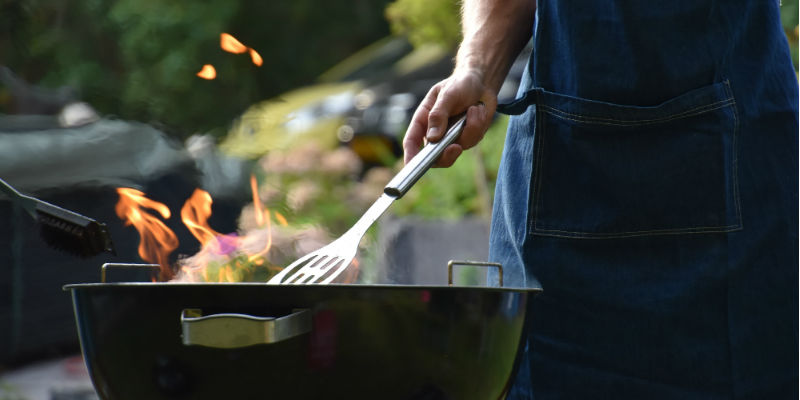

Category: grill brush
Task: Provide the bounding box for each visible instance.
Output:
[1,177,115,258]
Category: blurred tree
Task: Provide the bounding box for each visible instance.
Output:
[2,0,794,138]
[385,0,461,50]
[386,0,798,71]
[1,0,391,139]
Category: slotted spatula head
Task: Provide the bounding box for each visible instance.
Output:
[267,239,357,285]
[267,193,395,285]
[268,116,467,285]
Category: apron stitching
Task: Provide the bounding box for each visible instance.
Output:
[530,103,548,236]
[538,98,735,126]
[722,80,743,230]
[532,224,743,238]
[530,227,744,239]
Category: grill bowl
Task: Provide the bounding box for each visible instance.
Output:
[65,282,538,400]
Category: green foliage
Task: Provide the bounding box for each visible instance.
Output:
[385,0,461,50]
[252,143,372,234]
[107,1,243,134]
[180,252,280,283]
[781,0,799,29]
[2,0,391,139]
[0,381,26,400]
[781,0,799,71]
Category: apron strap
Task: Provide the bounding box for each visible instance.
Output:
[496,89,539,115]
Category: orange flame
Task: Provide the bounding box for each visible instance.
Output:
[196,64,217,80]
[169,176,278,282]
[250,175,266,226]
[340,258,360,284]
[115,188,178,279]
[180,189,223,247]
[220,33,248,54]
[249,48,263,67]
[247,175,272,262]
[116,177,360,284]
[274,211,288,227]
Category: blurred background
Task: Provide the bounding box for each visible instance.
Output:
[0,0,797,398]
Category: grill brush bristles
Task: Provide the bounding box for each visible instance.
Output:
[1,178,115,258]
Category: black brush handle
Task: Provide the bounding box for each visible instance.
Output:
[0,177,115,257]
[0,177,38,216]
[384,115,466,198]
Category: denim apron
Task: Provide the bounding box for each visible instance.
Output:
[489,1,798,399]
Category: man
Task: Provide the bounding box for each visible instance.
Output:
[403,1,798,398]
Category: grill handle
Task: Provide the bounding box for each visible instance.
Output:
[101,263,159,283]
[181,309,311,348]
[447,260,503,287]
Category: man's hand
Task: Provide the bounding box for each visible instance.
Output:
[401,0,535,168]
[402,68,497,167]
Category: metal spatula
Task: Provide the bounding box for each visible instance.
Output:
[268,115,467,285]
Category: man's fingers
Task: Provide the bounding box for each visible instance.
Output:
[426,99,494,167]
[403,71,497,167]
[403,113,426,164]
[456,101,489,150]
[425,82,471,142]
[403,86,442,163]
[433,102,486,167]
[426,107,450,142]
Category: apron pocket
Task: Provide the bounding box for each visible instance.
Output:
[529,80,741,238]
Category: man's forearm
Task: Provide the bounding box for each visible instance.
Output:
[456,0,536,93]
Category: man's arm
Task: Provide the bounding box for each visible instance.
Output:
[403,0,536,166]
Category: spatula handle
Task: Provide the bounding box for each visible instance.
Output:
[384,115,467,198]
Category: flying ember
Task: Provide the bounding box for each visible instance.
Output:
[220,32,248,54]
[196,64,217,80]
[221,32,263,66]
[249,48,263,66]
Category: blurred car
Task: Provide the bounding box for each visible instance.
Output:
[337,41,532,168]
[336,43,453,166]
[219,36,532,171]
[219,36,415,160]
